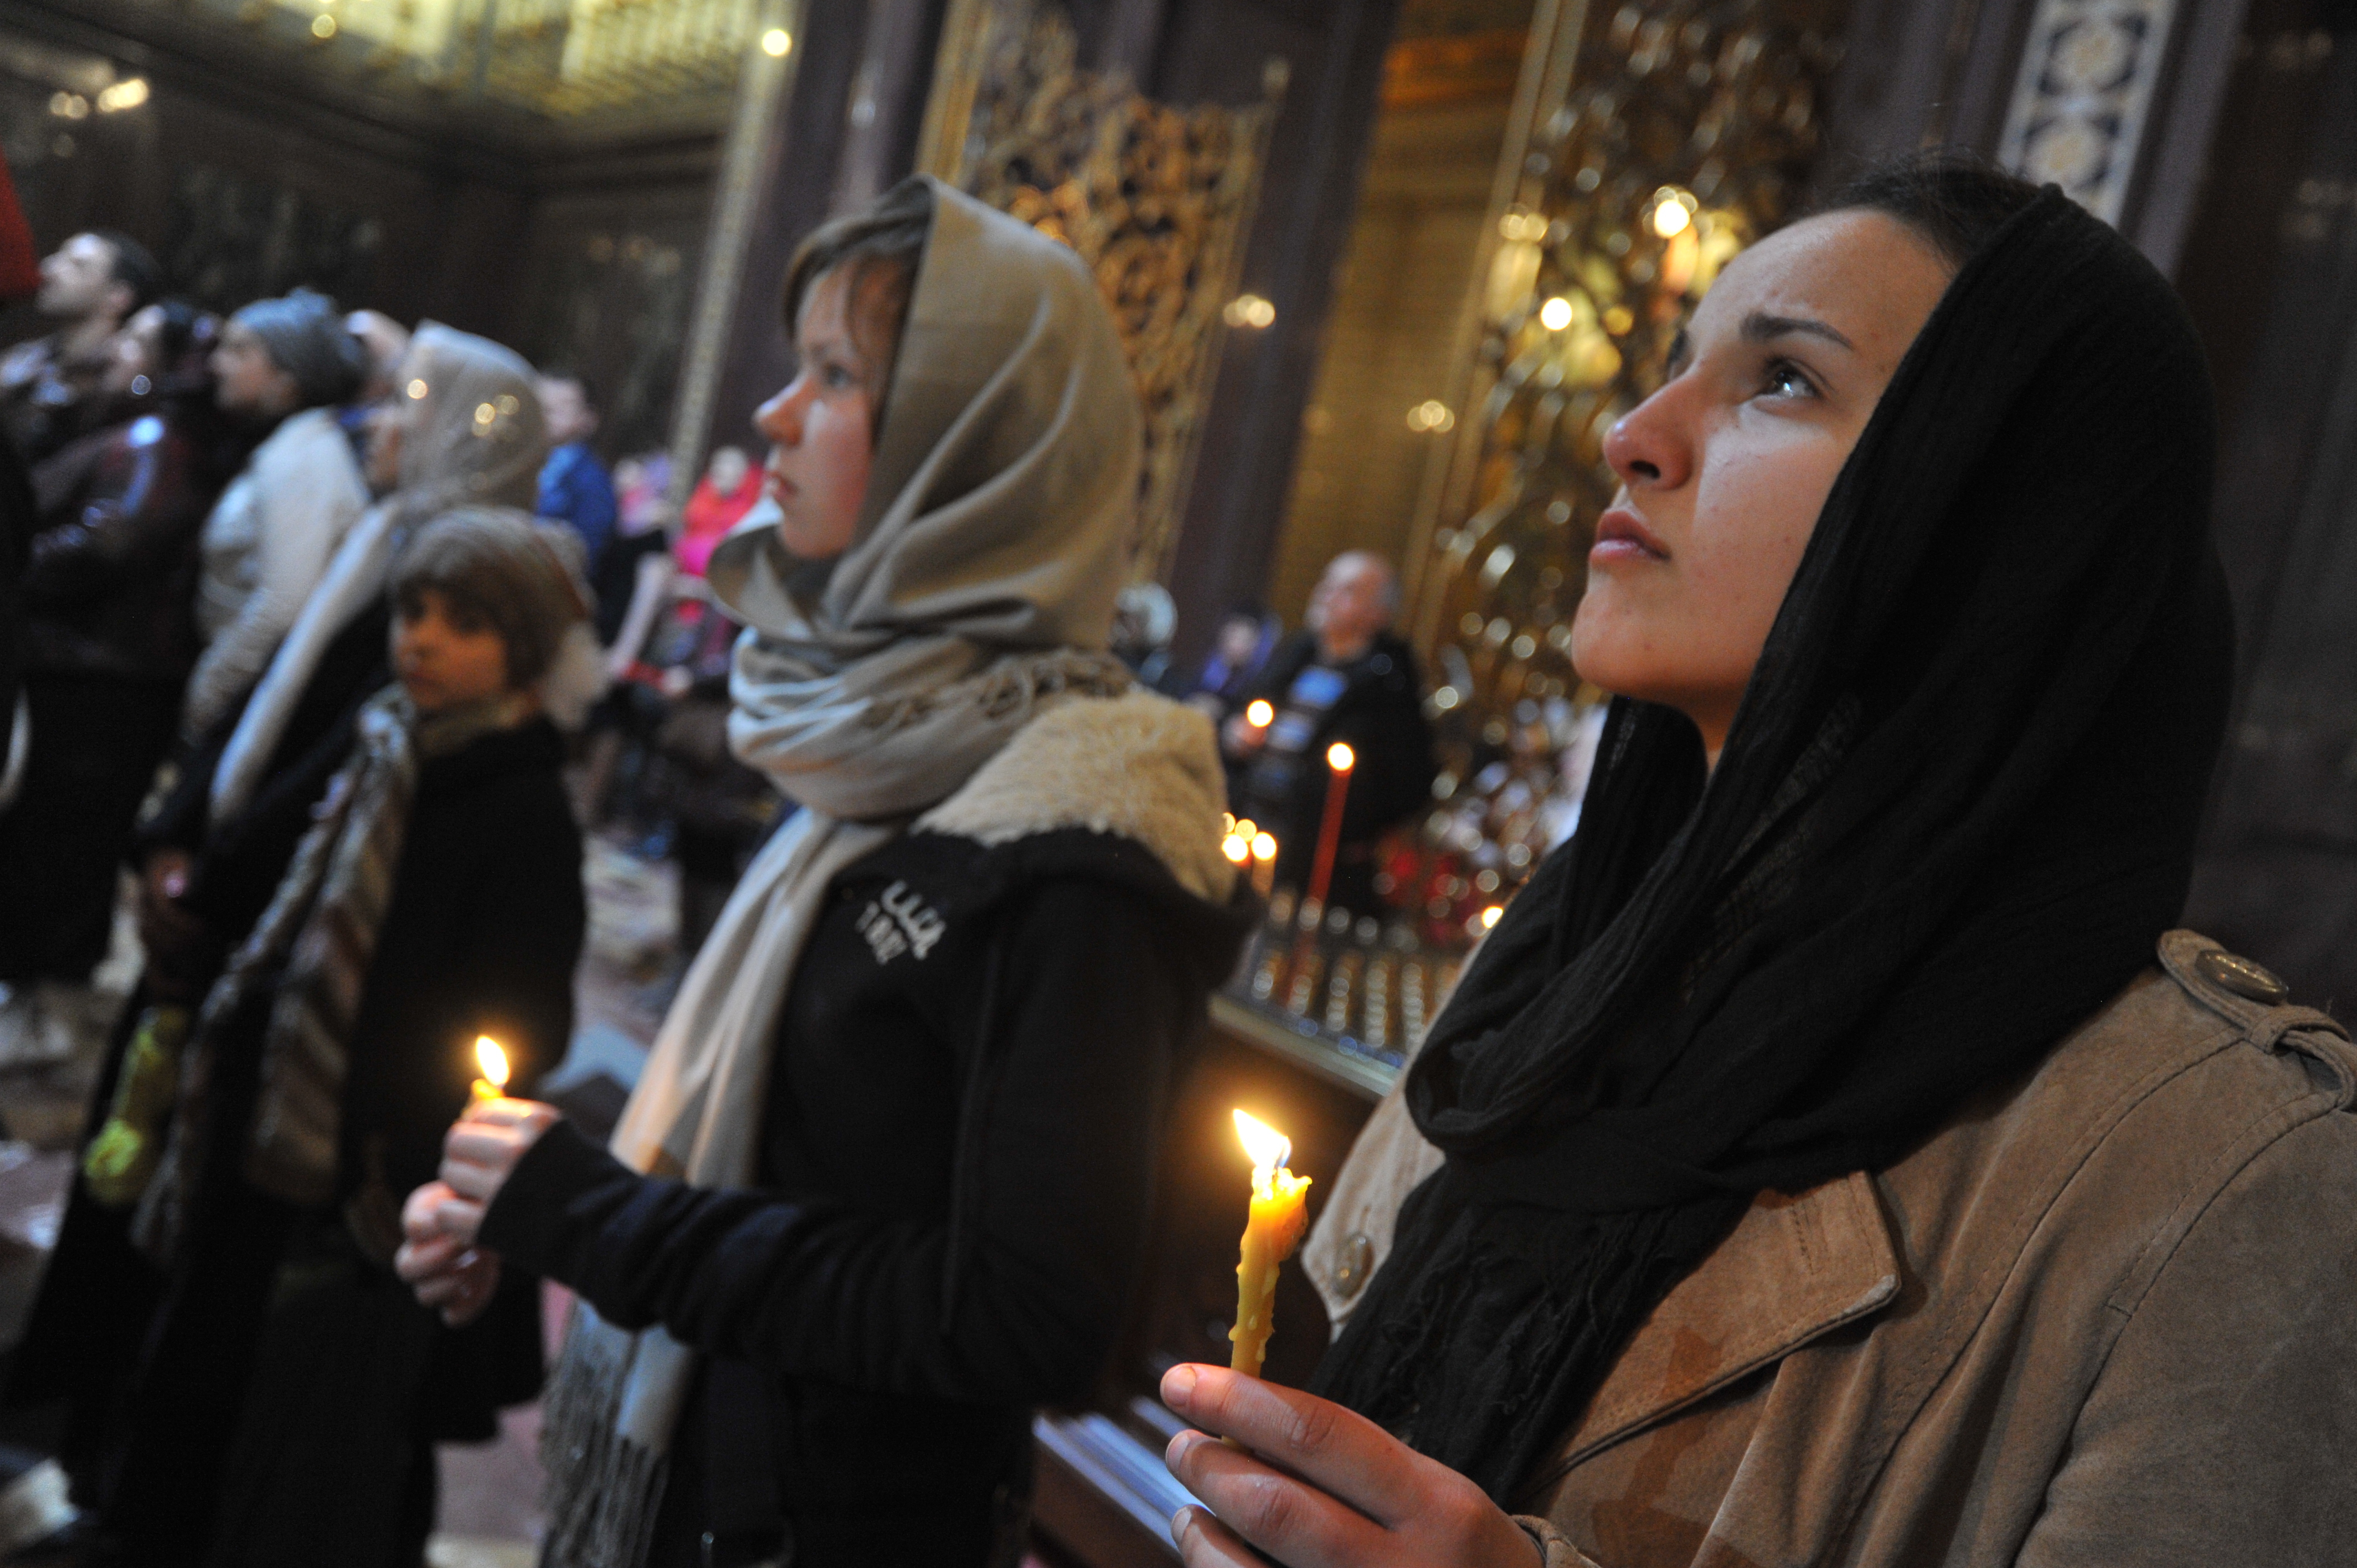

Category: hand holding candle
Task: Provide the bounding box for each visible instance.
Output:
[1229,1110,1312,1379]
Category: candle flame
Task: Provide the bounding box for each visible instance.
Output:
[1326,741,1356,772]
[1251,831,1277,861]
[474,1035,510,1090]
[1246,699,1274,729]
[1222,834,1250,865]
[1481,904,1504,930]
[1233,1108,1291,1175]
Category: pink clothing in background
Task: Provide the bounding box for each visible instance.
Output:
[674,470,762,577]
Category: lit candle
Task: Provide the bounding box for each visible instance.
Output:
[1228,1109,1312,1379]
[470,1035,511,1102]
[1304,741,1355,911]
[1244,699,1274,731]
[1250,830,1278,898]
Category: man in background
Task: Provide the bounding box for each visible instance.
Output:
[1228,550,1434,915]
[0,230,162,463]
[536,369,617,576]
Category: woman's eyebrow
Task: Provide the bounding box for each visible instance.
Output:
[1741,311,1855,352]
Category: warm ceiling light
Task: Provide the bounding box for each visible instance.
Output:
[311,12,338,38]
[1223,294,1276,329]
[760,28,792,55]
[1650,186,1698,238]
[1538,296,1574,331]
[96,79,150,112]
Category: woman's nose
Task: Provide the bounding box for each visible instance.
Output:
[1603,384,1694,492]
[755,380,806,446]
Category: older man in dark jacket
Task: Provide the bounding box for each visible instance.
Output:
[1228,551,1434,915]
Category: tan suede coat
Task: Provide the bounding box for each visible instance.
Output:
[1302,931,2357,1566]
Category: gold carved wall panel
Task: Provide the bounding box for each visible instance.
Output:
[918,0,1282,581]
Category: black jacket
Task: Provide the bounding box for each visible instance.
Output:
[347,715,586,1197]
[23,393,243,684]
[484,825,1253,1565]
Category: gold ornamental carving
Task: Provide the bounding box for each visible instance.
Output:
[1408,0,1846,745]
[919,0,1283,582]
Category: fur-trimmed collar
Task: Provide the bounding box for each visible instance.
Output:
[914,689,1237,905]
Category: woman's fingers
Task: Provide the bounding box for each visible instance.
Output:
[441,1103,563,1202]
[401,1185,486,1252]
[1172,1503,1287,1567]
[459,1098,559,1132]
[402,1180,456,1237]
[426,1254,501,1327]
[1164,1429,1380,1568]
[1160,1364,1430,1529]
[395,1231,467,1283]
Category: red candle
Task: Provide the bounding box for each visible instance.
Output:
[1304,741,1355,911]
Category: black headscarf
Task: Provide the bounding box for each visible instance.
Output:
[1309,189,2235,1502]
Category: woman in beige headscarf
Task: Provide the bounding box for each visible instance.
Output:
[400,178,1253,1568]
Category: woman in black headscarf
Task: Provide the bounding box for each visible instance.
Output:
[1152,156,2357,1566]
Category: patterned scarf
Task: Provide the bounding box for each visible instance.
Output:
[130,688,535,1263]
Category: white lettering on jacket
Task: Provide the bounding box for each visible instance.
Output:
[855,880,946,965]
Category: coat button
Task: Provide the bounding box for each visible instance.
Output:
[1329,1231,1375,1297]
[2196,949,2289,1005]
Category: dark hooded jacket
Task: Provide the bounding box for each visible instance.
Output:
[483,711,1253,1567]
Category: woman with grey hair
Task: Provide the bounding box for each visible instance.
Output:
[181,288,369,736]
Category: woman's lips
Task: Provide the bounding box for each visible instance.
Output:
[1591,506,1669,565]
[764,467,796,504]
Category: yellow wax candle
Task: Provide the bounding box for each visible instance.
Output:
[469,1035,511,1103]
[1229,1109,1312,1378]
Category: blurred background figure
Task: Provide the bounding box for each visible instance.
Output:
[338,309,412,459]
[1111,580,1176,688]
[0,146,42,812]
[0,230,162,465]
[534,370,617,581]
[0,301,247,1056]
[182,289,369,738]
[593,450,672,646]
[1226,550,1433,913]
[672,443,757,577]
[1168,601,1279,724]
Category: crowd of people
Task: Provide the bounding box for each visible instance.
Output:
[0,146,2346,1568]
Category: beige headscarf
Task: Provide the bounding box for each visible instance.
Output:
[210,325,548,819]
[706,175,1141,820]
[539,178,1147,1568]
